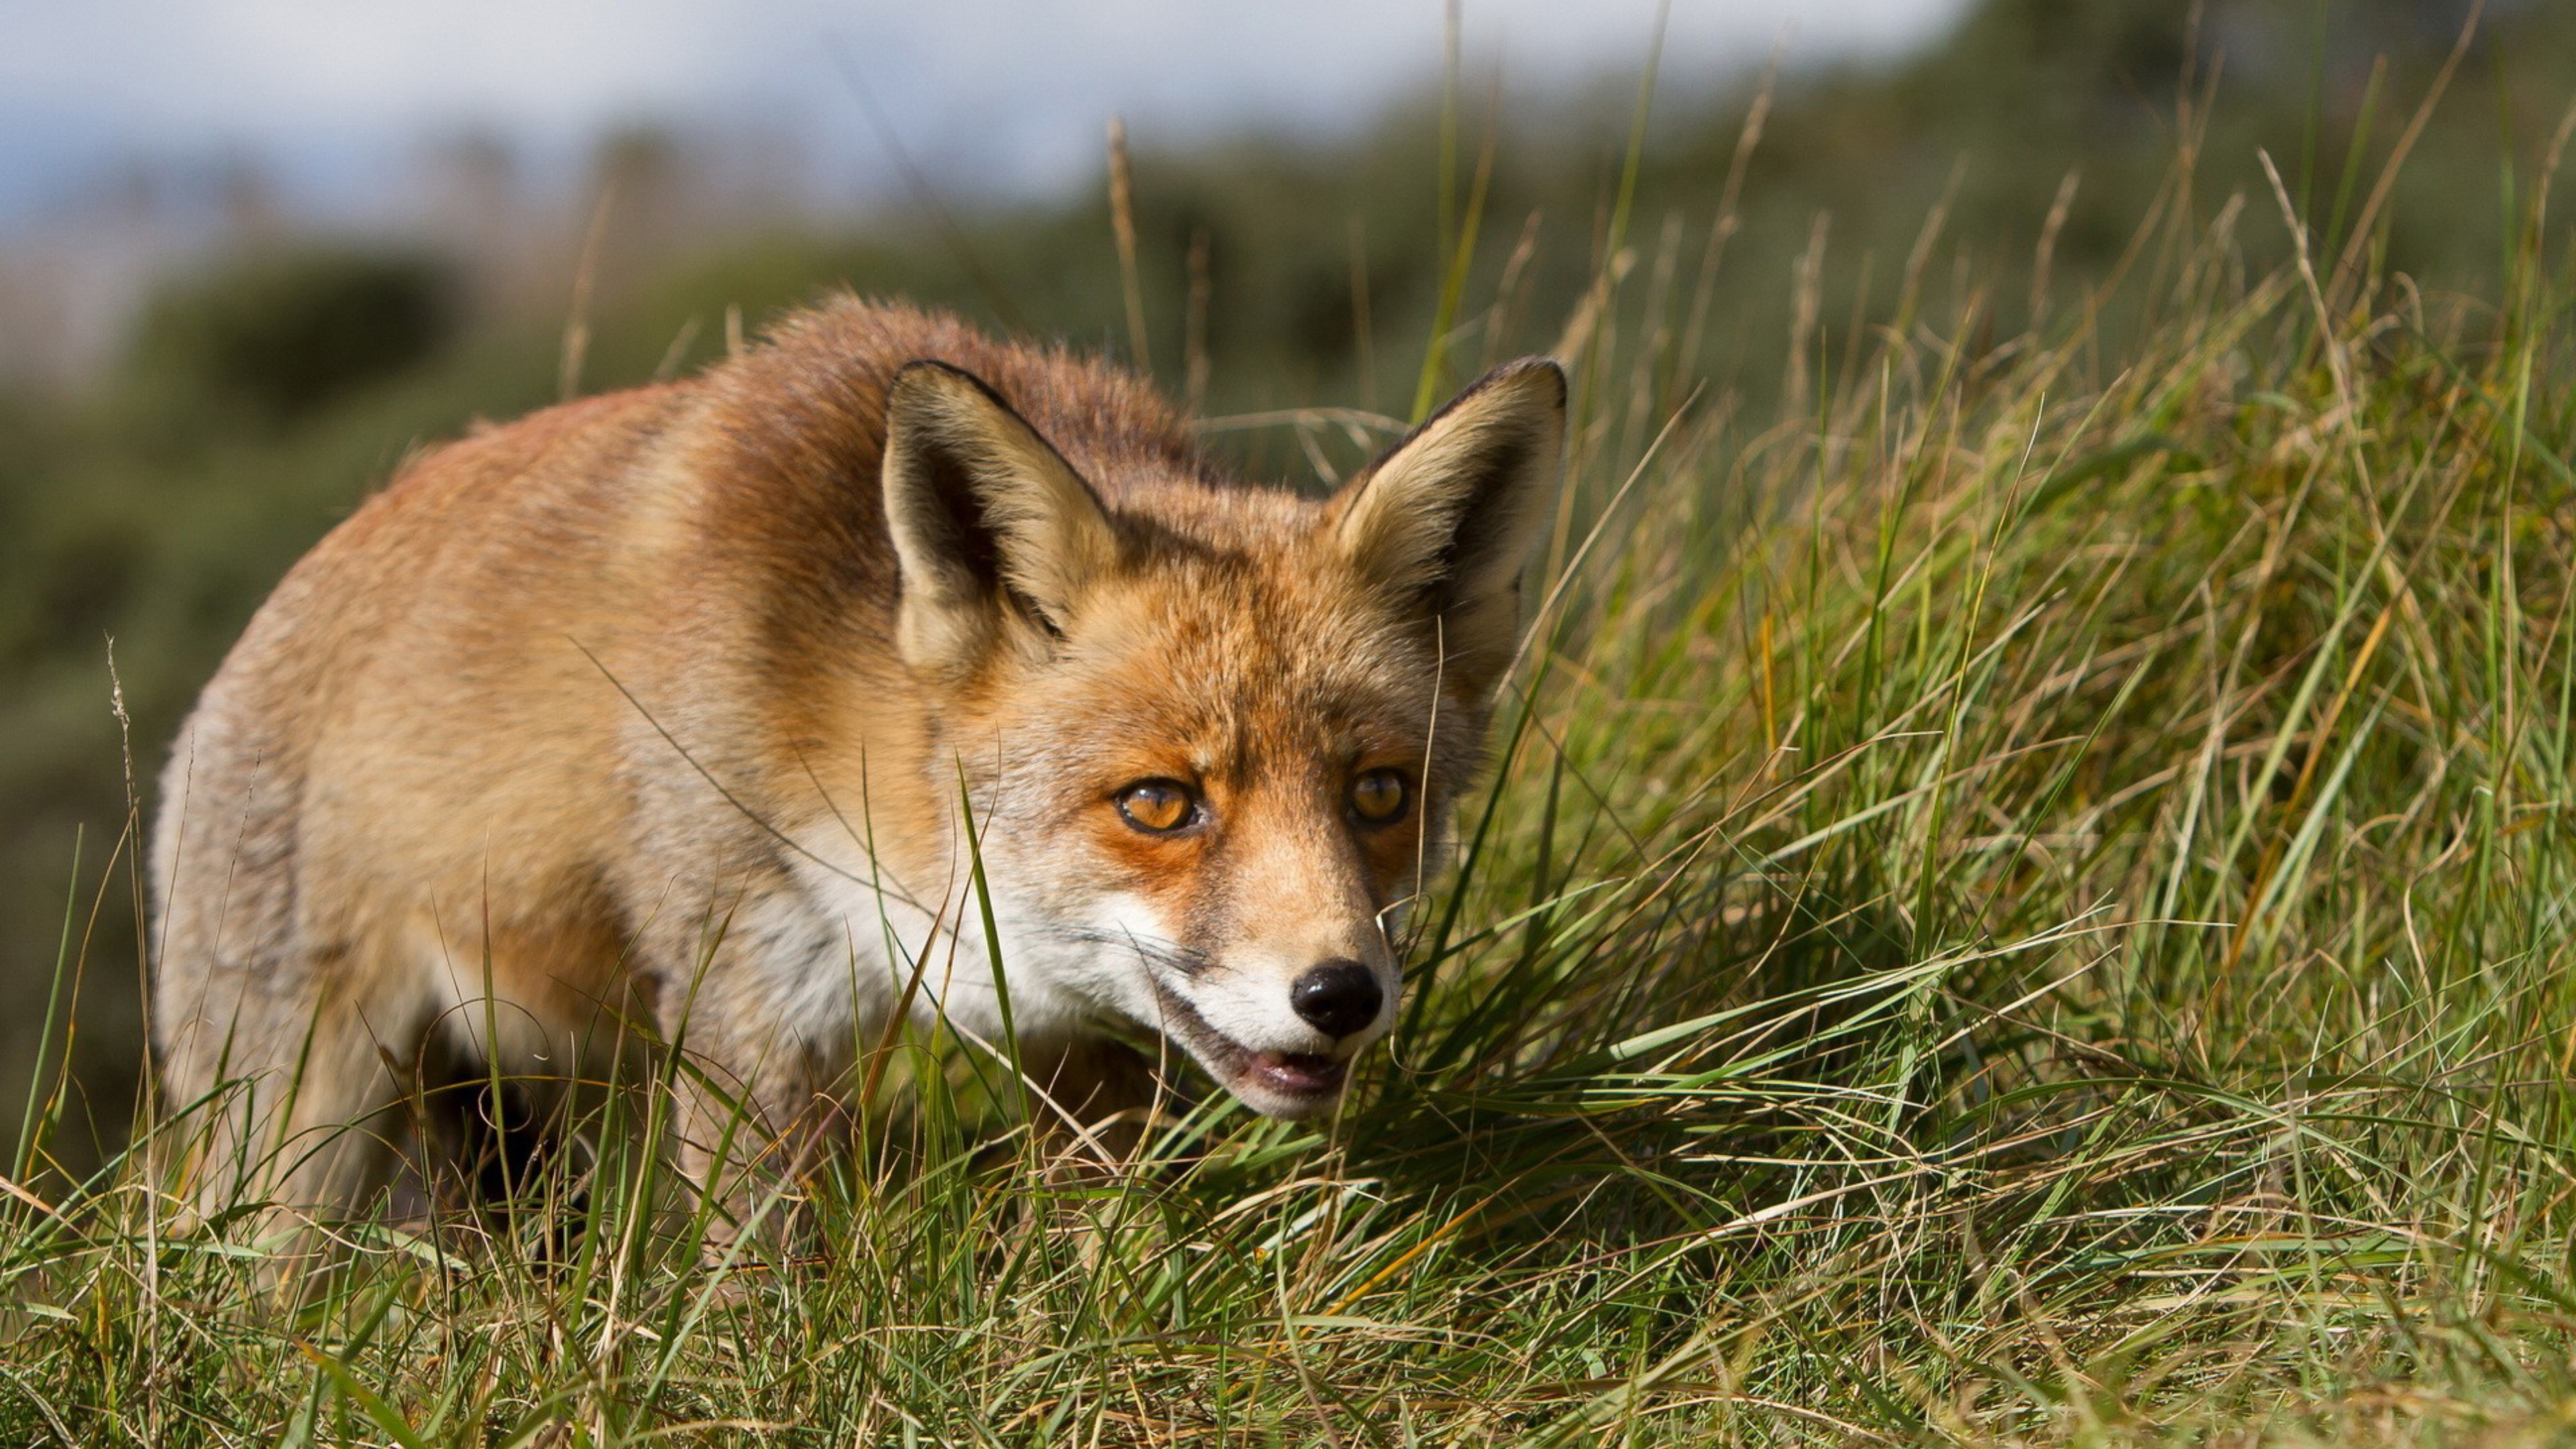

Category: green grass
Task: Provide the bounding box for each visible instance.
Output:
[14,105,2576,1448]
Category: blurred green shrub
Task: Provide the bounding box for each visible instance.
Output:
[119,246,459,439]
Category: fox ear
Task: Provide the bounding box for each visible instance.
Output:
[882,360,1118,674]
[1328,358,1567,694]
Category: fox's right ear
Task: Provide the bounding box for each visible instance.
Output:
[881,361,1119,676]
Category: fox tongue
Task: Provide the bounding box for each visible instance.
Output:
[1248,1051,1346,1096]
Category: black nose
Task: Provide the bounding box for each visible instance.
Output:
[1290,959,1384,1039]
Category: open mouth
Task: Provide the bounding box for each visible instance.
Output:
[1148,981,1350,1116]
[1246,1051,1347,1098]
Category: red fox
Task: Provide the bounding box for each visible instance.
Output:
[150,298,1564,1230]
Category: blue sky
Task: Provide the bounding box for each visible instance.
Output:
[1,0,1962,223]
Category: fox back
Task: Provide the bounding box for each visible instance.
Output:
[149,298,1564,1225]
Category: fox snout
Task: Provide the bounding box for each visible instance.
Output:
[1133,934,1403,1120]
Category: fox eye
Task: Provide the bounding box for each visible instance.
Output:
[1115,780,1199,834]
[1350,769,1409,825]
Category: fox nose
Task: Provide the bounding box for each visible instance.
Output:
[1289,959,1384,1040]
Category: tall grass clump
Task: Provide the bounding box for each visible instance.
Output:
[11,95,2576,1448]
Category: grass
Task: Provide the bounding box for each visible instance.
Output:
[12,94,2576,1447]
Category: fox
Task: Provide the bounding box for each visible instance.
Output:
[149,297,1566,1234]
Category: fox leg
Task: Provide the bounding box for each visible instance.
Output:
[661,1031,846,1252]
[1022,1036,1171,1170]
[643,896,864,1256]
[1010,1037,1189,1281]
[157,953,419,1242]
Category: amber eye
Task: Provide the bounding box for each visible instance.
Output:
[1351,769,1409,824]
[1115,780,1199,834]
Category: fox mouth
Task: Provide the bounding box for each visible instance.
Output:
[1147,981,1351,1118]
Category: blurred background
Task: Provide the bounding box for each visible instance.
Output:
[0,0,2557,1172]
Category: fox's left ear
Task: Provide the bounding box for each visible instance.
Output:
[1328,358,1567,695]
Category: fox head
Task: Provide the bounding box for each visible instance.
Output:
[881,356,1566,1118]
